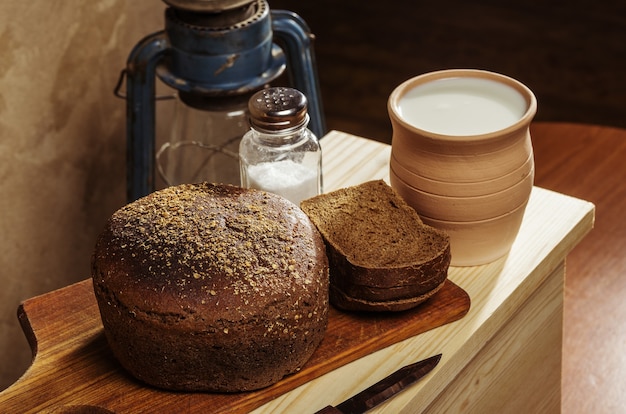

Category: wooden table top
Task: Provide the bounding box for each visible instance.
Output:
[529,122,626,414]
[0,121,614,413]
[257,127,595,413]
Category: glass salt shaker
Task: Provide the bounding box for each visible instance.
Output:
[239,87,322,205]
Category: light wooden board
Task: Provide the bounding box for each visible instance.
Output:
[0,279,468,414]
[0,130,595,414]
[254,131,595,413]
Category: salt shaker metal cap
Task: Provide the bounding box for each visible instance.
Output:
[249,87,310,132]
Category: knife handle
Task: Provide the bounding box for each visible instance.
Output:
[314,406,343,413]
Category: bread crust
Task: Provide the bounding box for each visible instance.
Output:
[92,183,329,392]
[329,279,447,312]
[301,180,451,312]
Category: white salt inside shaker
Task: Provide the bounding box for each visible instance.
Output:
[239,87,322,205]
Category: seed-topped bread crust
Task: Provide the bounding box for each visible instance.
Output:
[92,183,329,392]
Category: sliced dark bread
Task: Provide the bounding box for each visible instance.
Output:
[300,180,451,312]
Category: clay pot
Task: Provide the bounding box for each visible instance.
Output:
[419,201,529,266]
[389,165,534,222]
[388,69,537,266]
[390,121,534,183]
[390,152,534,197]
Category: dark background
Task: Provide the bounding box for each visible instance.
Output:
[269,0,626,143]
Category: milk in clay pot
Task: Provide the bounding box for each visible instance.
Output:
[388,69,537,266]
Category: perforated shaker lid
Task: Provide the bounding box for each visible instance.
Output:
[248,87,309,132]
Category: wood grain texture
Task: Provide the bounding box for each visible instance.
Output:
[270,0,626,143]
[316,121,623,413]
[531,123,626,414]
[0,126,599,413]
[0,273,469,413]
[425,263,565,413]
[256,131,594,413]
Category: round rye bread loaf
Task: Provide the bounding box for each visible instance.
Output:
[91,183,329,392]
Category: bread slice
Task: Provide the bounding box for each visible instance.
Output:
[300,180,451,312]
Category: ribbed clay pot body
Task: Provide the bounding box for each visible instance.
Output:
[388,69,537,266]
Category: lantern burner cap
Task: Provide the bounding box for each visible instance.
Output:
[163,0,255,13]
[165,0,259,28]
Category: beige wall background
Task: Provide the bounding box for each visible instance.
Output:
[0,1,165,390]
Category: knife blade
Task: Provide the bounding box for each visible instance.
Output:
[314,353,442,414]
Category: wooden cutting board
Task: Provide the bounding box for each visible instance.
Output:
[0,278,469,414]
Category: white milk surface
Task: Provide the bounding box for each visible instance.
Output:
[398,77,528,136]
